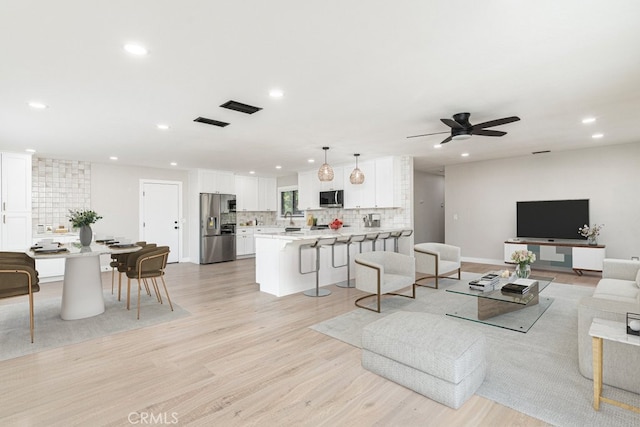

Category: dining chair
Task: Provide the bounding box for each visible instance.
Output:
[111,242,154,301]
[0,251,40,342]
[125,246,173,319]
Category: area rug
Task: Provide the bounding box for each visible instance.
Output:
[0,292,190,362]
[311,274,640,427]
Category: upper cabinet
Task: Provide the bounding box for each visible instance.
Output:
[1,152,32,250]
[320,167,343,191]
[297,169,321,210]
[343,156,400,209]
[198,170,236,194]
[236,175,277,212]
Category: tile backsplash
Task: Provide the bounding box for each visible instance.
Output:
[32,157,91,233]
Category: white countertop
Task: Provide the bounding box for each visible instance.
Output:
[254,227,410,242]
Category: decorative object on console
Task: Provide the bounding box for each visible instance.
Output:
[349,153,365,184]
[511,249,536,279]
[627,313,640,336]
[67,209,102,246]
[578,223,603,245]
[317,146,334,182]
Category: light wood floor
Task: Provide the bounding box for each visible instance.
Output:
[0,260,600,426]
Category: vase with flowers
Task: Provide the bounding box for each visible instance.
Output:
[578,223,603,246]
[511,249,536,279]
[68,209,103,246]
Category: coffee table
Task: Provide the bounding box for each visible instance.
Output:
[445,271,555,333]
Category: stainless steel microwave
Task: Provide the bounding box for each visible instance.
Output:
[319,190,343,208]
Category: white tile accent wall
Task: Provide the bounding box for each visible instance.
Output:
[32,157,92,232]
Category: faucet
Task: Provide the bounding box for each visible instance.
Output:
[284,211,294,226]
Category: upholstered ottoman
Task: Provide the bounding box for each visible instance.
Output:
[361,311,486,409]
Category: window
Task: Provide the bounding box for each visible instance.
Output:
[280,187,303,217]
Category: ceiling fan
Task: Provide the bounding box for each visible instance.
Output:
[407,112,520,144]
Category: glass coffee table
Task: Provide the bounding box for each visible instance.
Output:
[445,271,555,333]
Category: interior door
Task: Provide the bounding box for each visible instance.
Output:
[141,181,180,263]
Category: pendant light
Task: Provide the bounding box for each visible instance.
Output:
[349,153,365,184]
[317,146,334,181]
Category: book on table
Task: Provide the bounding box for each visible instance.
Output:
[469,273,500,291]
[501,278,537,294]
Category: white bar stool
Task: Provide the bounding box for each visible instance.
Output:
[299,237,338,297]
[333,234,367,288]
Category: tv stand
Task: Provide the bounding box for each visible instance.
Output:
[504,239,605,276]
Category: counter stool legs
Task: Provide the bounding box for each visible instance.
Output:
[335,234,366,288]
[300,237,337,297]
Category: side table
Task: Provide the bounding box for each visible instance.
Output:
[588,318,640,414]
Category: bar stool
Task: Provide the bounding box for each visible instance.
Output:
[299,237,338,297]
[361,232,379,253]
[388,229,413,252]
[376,231,392,251]
[333,234,367,288]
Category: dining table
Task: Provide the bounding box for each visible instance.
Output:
[28,242,141,320]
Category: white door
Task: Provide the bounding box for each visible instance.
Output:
[141,181,181,263]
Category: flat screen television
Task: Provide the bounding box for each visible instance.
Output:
[516,199,589,240]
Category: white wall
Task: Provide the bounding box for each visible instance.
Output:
[91,163,190,259]
[413,171,445,244]
[445,142,640,263]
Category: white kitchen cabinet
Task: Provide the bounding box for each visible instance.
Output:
[320,167,343,191]
[1,152,32,250]
[197,169,236,194]
[373,156,398,208]
[343,159,376,209]
[236,227,255,256]
[258,178,277,211]
[297,170,321,210]
[235,175,259,211]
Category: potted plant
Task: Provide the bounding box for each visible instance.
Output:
[68,209,103,246]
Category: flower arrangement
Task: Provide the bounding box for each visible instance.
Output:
[578,224,603,239]
[511,249,536,266]
[67,209,103,228]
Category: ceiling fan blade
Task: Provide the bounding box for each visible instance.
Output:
[471,129,507,137]
[471,116,520,130]
[406,131,449,139]
[441,118,463,129]
[440,135,453,144]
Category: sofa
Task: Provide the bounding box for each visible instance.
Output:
[578,258,640,394]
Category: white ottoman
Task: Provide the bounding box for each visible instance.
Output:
[361,311,486,409]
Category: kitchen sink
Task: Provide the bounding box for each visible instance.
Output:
[285,227,301,232]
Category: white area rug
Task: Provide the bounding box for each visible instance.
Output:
[0,292,190,362]
[310,274,640,427]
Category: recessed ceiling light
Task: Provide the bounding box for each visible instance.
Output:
[170,162,177,166]
[157,124,169,130]
[269,89,284,98]
[109,156,118,160]
[592,133,604,139]
[275,165,282,169]
[249,171,255,174]
[433,144,442,149]
[582,117,596,124]
[28,102,47,109]
[25,148,36,153]
[461,153,470,157]
[124,43,148,55]
[307,159,315,163]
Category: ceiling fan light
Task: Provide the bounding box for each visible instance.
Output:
[349,153,365,184]
[452,133,472,141]
[318,147,334,181]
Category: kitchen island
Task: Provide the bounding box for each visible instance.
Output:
[254,228,413,297]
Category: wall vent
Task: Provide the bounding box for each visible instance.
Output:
[220,100,262,114]
[194,117,230,127]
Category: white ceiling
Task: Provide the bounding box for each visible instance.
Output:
[2,1,640,177]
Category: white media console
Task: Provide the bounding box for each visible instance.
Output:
[504,239,605,276]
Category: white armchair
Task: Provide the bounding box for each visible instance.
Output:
[354,251,416,313]
[414,243,461,289]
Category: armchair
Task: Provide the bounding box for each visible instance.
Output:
[0,251,40,342]
[354,251,415,313]
[414,243,461,289]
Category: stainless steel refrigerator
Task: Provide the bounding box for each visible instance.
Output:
[200,193,236,264]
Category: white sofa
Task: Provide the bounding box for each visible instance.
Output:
[578,258,640,394]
